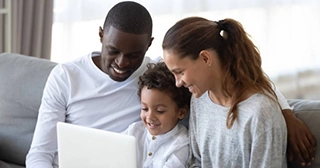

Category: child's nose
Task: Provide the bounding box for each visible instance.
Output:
[147,111,156,120]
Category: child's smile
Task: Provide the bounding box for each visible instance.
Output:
[140,87,185,135]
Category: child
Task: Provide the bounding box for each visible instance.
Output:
[122,62,192,168]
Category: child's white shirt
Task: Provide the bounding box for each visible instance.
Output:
[122,121,189,168]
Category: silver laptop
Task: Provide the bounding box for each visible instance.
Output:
[57,122,137,168]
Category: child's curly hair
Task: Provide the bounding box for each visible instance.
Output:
[138,62,192,109]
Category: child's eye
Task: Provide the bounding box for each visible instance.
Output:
[141,107,148,111]
[157,110,165,113]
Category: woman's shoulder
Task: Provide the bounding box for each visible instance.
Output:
[241,93,285,129]
[241,93,279,109]
[238,93,283,121]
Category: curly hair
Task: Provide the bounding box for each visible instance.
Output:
[138,62,192,110]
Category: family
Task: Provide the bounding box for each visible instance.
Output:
[26,1,316,168]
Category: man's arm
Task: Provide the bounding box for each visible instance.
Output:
[275,89,316,166]
[26,65,68,168]
[282,109,316,166]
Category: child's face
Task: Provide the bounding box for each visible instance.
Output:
[140,86,187,136]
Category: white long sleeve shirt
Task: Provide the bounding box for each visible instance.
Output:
[123,121,189,168]
[26,52,153,168]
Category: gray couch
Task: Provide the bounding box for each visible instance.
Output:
[0,53,57,168]
[0,53,319,168]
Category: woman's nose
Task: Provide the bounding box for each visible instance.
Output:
[175,77,183,88]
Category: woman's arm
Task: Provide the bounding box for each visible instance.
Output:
[251,127,287,168]
[250,98,288,168]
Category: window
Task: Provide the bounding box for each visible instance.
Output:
[52,0,320,99]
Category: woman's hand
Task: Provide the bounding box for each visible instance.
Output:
[282,109,316,166]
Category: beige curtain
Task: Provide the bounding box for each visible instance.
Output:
[0,0,53,59]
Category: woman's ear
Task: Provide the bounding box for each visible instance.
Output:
[199,50,213,67]
[178,106,188,120]
[99,26,103,43]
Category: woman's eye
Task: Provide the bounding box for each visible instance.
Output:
[175,71,183,75]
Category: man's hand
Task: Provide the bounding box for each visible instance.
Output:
[282,109,316,166]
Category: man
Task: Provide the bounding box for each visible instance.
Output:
[26,2,153,167]
[26,1,315,168]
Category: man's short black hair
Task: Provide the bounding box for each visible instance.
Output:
[103,1,152,38]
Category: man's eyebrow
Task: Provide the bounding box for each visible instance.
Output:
[106,45,118,50]
[130,51,144,54]
[106,46,143,54]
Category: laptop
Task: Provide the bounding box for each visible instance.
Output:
[57,122,137,168]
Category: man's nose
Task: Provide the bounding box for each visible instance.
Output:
[115,55,129,68]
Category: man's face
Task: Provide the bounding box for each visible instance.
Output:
[100,26,152,82]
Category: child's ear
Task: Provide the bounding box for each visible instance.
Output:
[178,106,188,120]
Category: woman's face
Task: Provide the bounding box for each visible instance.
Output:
[163,49,220,98]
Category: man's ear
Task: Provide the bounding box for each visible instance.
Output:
[99,26,103,43]
[178,106,188,120]
[147,37,154,48]
[199,50,213,66]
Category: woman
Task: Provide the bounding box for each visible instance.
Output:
[162,17,288,167]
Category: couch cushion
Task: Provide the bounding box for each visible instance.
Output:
[0,53,57,166]
[0,160,25,168]
[288,99,320,168]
